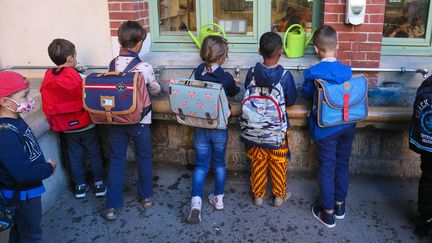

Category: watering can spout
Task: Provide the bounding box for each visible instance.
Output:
[187,31,201,48]
[305,29,315,49]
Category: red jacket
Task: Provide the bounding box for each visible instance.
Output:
[40,67,91,132]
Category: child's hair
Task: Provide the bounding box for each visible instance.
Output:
[47,39,76,66]
[259,32,282,59]
[118,21,147,48]
[313,25,338,52]
[200,35,228,66]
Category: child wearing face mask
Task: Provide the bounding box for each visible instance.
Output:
[0,71,57,242]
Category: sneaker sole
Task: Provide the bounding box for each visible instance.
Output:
[95,189,107,197]
[312,207,336,228]
[188,209,201,224]
[102,212,116,221]
[335,214,345,220]
[75,193,86,199]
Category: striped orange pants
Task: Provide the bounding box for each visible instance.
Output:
[247,136,289,198]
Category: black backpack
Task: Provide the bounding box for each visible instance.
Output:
[409,75,432,154]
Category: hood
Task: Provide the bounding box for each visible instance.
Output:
[253,63,284,86]
[303,61,352,84]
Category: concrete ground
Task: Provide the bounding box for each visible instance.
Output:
[40,163,428,243]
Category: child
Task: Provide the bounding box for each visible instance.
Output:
[302,25,356,228]
[0,71,57,242]
[409,74,432,236]
[243,32,297,207]
[101,21,161,220]
[41,38,106,199]
[188,35,240,224]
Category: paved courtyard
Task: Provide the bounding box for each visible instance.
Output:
[41,163,428,242]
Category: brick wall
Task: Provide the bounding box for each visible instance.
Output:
[323,0,386,86]
[108,0,149,36]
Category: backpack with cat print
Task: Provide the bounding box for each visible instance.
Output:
[239,69,288,149]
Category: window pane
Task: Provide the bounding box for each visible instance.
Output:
[213,0,254,36]
[271,0,314,35]
[158,0,196,36]
[383,0,429,38]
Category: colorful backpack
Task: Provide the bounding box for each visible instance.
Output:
[239,69,288,149]
[314,75,368,127]
[40,68,92,132]
[83,56,151,124]
[168,78,230,129]
[409,75,432,154]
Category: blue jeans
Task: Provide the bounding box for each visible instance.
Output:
[63,127,104,185]
[315,126,356,210]
[106,124,153,208]
[9,196,42,243]
[191,128,228,197]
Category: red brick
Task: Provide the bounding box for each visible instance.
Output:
[365,4,386,14]
[339,33,367,42]
[327,23,354,32]
[353,24,384,32]
[325,0,339,3]
[338,14,346,23]
[368,33,382,42]
[339,59,351,66]
[142,10,149,18]
[110,21,123,29]
[108,3,121,11]
[323,13,339,22]
[351,60,380,68]
[338,42,352,50]
[111,29,117,36]
[369,14,384,23]
[337,51,366,60]
[370,0,386,4]
[121,3,136,11]
[109,11,138,20]
[352,42,382,51]
[324,4,346,13]
[144,2,148,9]
[366,52,381,60]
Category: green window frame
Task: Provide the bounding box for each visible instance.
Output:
[382,1,432,55]
[149,0,321,52]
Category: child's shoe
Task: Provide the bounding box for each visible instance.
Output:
[254,197,264,207]
[93,181,107,197]
[274,197,285,207]
[101,208,116,221]
[312,205,336,228]
[208,194,224,210]
[141,197,153,209]
[75,184,89,199]
[188,196,202,224]
[415,216,432,237]
[334,202,345,219]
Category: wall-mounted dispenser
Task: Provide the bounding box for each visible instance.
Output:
[345,0,366,25]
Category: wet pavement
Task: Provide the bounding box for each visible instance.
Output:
[41,163,428,243]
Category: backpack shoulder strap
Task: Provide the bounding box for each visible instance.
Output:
[108,56,142,73]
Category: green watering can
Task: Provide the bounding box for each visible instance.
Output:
[283,24,314,58]
[187,23,227,49]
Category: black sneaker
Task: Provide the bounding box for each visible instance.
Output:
[415,217,432,237]
[335,203,345,219]
[312,205,336,228]
[75,184,89,199]
[93,181,107,197]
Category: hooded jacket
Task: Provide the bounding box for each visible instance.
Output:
[302,60,355,142]
[194,63,240,97]
[244,62,298,128]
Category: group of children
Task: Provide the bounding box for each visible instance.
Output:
[0,20,430,242]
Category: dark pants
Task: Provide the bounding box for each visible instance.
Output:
[9,196,42,243]
[419,154,432,219]
[106,123,153,208]
[315,126,356,210]
[63,127,104,185]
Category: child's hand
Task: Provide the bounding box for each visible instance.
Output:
[47,158,57,173]
[234,78,241,86]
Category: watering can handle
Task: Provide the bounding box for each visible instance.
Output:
[283,24,304,49]
[202,23,227,39]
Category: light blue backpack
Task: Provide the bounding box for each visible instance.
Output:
[314,75,368,127]
[239,70,288,149]
[169,78,230,129]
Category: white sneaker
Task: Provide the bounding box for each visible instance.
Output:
[208,194,224,210]
[188,196,202,224]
